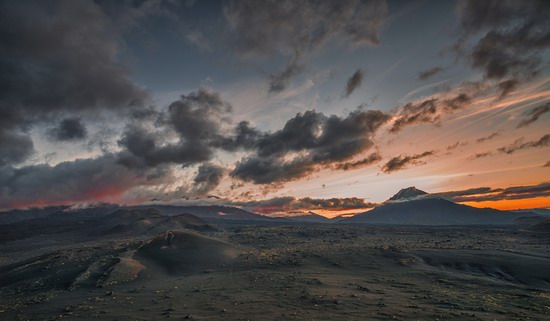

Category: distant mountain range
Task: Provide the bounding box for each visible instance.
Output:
[132,205,277,222]
[1,187,547,227]
[0,208,217,243]
[511,208,550,217]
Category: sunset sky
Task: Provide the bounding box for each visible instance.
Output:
[1,0,549,216]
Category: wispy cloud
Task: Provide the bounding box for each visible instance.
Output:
[381,150,437,173]
[476,130,501,143]
[342,69,364,98]
[334,152,381,170]
[417,66,443,81]
[436,181,550,202]
[468,151,494,160]
[497,134,550,154]
[517,102,550,128]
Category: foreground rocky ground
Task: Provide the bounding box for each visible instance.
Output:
[1,223,549,320]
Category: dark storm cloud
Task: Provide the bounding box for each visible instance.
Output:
[0,0,147,113]
[48,118,87,141]
[118,89,231,168]
[193,163,225,196]
[437,182,550,203]
[342,69,364,98]
[0,106,34,165]
[230,109,390,184]
[168,89,232,139]
[476,130,501,143]
[256,110,389,159]
[225,0,387,90]
[517,102,550,128]
[231,196,377,214]
[212,121,262,152]
[381,150,436,174]
[0,0,148,164]
[456,0,550,80]
[334,152,381,171]
[0,154,169,209]
[0,130,34,166]
[231,156,317,184]
[497,134,550,154]
[117,126,213,168]
[417,66,443,81]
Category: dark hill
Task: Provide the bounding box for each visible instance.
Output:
[138,205,273,221]
[99,209,217,236]
[527,220,550,233]
[513,215,548,226]
[288,212,331,223]
[134,230,238,274]
[341,198,521,225]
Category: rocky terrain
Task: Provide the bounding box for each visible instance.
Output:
[0,207,549,320]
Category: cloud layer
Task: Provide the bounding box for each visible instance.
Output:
[0,0,147,165]
[225,0,387,91]
[0,154,170,209]
[437,182,550,203]
[231,196,377,215]
[0,1,548,212]
[457,0,550,81]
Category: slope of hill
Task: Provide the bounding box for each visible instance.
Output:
[0,208,217,243]
[513,215,548,226]
[288,212,331,223]
[134,230,238,274]
[0,206,67,225]
[341,188,523,226]
[139,205,273,221]
[96,208,218,236]
[512,208,550,217]
[388,186,427,201]
[527,220,550,233]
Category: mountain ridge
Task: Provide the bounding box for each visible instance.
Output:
[388,186,428,201]
[341,187,527,226]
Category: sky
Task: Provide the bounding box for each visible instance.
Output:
[1,0,549,217]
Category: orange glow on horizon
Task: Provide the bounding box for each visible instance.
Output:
[262,207,372,218]
[313,207,372,218]
[461,197,550,211]
[261,197,550,218]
